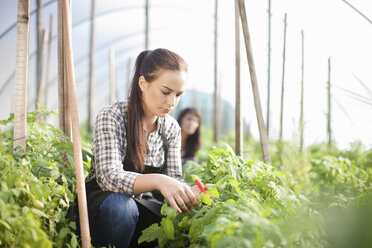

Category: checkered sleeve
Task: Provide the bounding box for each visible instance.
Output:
[93,106,140,195]
[163,116,184,181]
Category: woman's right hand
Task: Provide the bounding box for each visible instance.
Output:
[156,174,198,213]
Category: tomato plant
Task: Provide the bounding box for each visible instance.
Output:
[0,110,80,248]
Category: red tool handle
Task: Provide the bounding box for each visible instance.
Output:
[194,179,208,192]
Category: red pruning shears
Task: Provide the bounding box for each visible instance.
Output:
[194,179,212,199]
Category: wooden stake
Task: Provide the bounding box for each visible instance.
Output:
[192,83,198,108]
[36,28,48,108]
[109,47,116,104]
[61,0,91,246]
[279,13,287,142]
[44,14,53,109]
[58,0,70,138]
[327,57,332,147]
[126,57,132,99]
[235,0,243,156]
[145,0,149,49]
[36,0,43,109]
[237,0,271,164]
[266,0,271,137]
[88,0,95,132]
[299,30,305,154]
[213,0,220,143]
[13,0,30,150]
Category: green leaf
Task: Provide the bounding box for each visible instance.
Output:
[58,227,70,239]
[208,187,219,198]
[261,208,272,218]
[70,233,78,248]
[202,193,212,206]
[216,175,235,187]
[161,218,175,240]
[158,229,168,248]
[160,204,177,218]
[0,219,11,231]
[31,208,48,218]
[138,223,160,244]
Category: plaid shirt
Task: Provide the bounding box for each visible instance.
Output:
[86,101,183,195]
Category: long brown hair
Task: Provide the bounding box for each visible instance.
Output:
[177,108,201,158]
[127,48,188,172]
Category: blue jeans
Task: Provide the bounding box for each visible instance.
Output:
[90,193,139,248]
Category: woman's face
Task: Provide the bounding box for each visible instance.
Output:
[181,112,199,136]
[140,69,187,118]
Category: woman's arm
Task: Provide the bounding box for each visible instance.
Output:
[93,104,140,195]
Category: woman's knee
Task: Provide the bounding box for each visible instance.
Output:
[91,194,139,247]
[100,193,139,223]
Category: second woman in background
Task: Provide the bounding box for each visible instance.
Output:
[177,108,201,164]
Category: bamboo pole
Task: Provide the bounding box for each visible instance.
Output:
[109,47,116,104]
[213,0,220,143]
[279,13,287,142]
[237,0,271,164]
[36,28,48,108]
[299,30,305,154]
[13,0,31,150]
[266,0,271,137]
[192,84,198,108]
[61,0,91,246]
[58,0,70,138]
[327,57,332,147]
[126,57,132,99]
[36,0,42,109]
[235,0,242,156]
[44,14,53,109]
[88,0,95,132]
[145,0,149,49]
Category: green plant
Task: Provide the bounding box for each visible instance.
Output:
[0,110,80,247]
[139,145,326,248]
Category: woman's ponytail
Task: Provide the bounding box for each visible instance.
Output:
[127,50,150,172]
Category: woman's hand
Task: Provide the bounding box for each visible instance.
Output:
[133,174,204,213]
[156,175,200,213]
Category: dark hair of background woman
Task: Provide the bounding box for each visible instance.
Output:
[127,48,188,172]
[177,108,201,159]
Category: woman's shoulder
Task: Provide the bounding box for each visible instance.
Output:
[96,101,127,120]
[162,115,181,135]
[97,101,127,122]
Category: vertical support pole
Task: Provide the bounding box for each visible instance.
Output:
[327,57,332,147]
[213,0,220,143]
[235,0,243,156]
[36,28,48,108]
[266,0,271,137]
[145,0,149,49]
[279,13,287,142]
[44,14,53,109]
[109,47,116,104]
[88,0,95,132]
[14,0,31,150]
[237,0,271,164]
[36,0,42,109]
[58,0,70,138]
[192,83,198,108]
[61,0,91,246]
[299,30,305,154]
[126,57,132,99]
